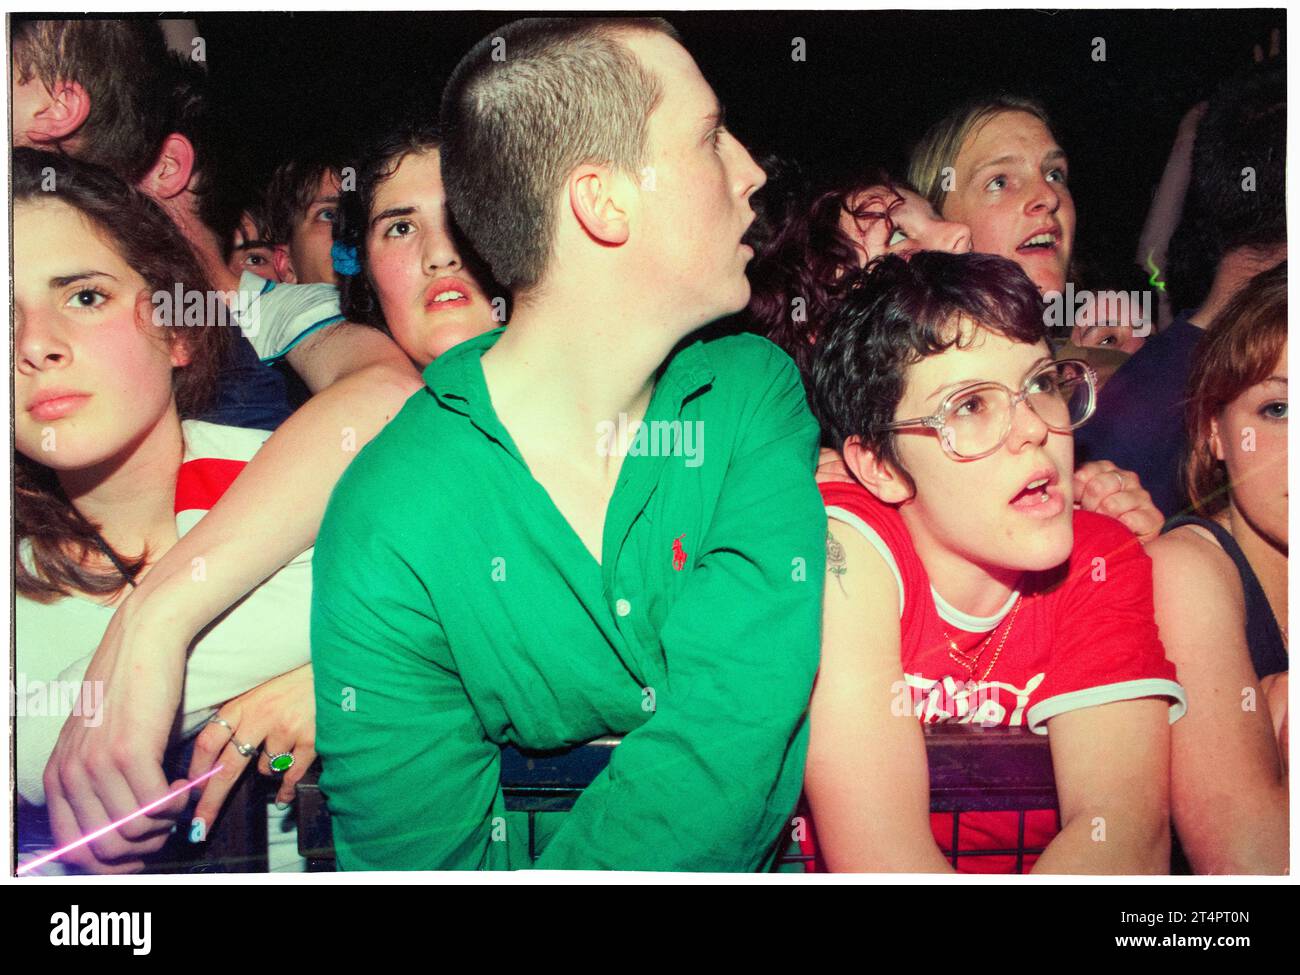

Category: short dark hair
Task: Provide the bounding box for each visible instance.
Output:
[334,119,440,328]
[333,116,507,335]
[164,53,245,251]
[221,191,278,264]
[11,19,171,183]
[1166,60,1285,313]
[440,16,679,291]
[811,251,1046,487]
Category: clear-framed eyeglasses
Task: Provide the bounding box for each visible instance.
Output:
[876,359,1098,461]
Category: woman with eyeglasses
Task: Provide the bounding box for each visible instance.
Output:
[802,251,1185,873]
[748,167,1166,542]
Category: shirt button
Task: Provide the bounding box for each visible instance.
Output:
[616,599,632,617]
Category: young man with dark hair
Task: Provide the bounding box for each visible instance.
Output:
[806,251,1184,872]
[226,200,294,285]
[20,20,426,872]
[264,155,346,285]
[312,17,825,871]
[1075,60,1286,517]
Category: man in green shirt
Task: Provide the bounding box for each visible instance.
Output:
[311,16,825,870]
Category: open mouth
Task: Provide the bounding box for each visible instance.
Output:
[1008,468,1065,517]
[1016,230,1058,254]
[425,280,472,311]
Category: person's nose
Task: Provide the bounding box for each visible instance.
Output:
[1005,392,1051,453]
[1024,175,1063,218]
[15,306,72,376]
[423,218,464,274]
[731,135,767,202]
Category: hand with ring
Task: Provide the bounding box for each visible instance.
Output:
[187,664,316,837]
[1072,461,1163,543]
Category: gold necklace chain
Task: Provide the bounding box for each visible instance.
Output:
[945,595,1023,682]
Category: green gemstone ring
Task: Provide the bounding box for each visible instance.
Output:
[268,752,295,774]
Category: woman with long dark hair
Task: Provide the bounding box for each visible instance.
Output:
[748,168,969,384]
[14,148,315,873]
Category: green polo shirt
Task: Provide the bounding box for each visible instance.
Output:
[311,325,825,871]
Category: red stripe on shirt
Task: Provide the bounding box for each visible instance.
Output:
[174,458,247,514]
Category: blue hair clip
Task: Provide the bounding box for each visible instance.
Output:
[331,241,361,276]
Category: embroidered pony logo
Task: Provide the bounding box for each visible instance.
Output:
[672,534,688,571]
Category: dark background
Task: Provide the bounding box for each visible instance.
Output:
[117,9,1294,273]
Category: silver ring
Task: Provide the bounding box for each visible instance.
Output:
[1110,471,1126,493]
[208,716,234,736]
[233,739,260,759]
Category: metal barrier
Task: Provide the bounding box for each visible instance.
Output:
[294,725,1061,872]
[15,726,1070,874]
[921,723,1060,872]
[15,747,271,876]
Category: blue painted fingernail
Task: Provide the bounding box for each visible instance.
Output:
[274,801,291,811]
[188,817,207,843]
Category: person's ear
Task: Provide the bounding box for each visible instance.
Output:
[23,78,91,143]
[842,435,914,504]
[272,245,297,284]
[140,133,197,201]
[134,289,159,330]
[132,289,186,367]
[169,338,194,369]
[1209,414,1226,462]
[567,165,630,247]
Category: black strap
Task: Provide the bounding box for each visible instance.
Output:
[88,529,138,589]
[1161,515,1287,678]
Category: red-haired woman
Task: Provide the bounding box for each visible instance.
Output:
[1146,262,1288,874]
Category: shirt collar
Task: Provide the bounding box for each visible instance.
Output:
[656,333,716,406]
[426,326,717,429]
[424,325,504,420]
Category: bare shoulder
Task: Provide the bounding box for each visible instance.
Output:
[1146,523,1240,592]
[1146,524,1247,660]
[825,516,900,605]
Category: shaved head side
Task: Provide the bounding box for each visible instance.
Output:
[439,17,680,292]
